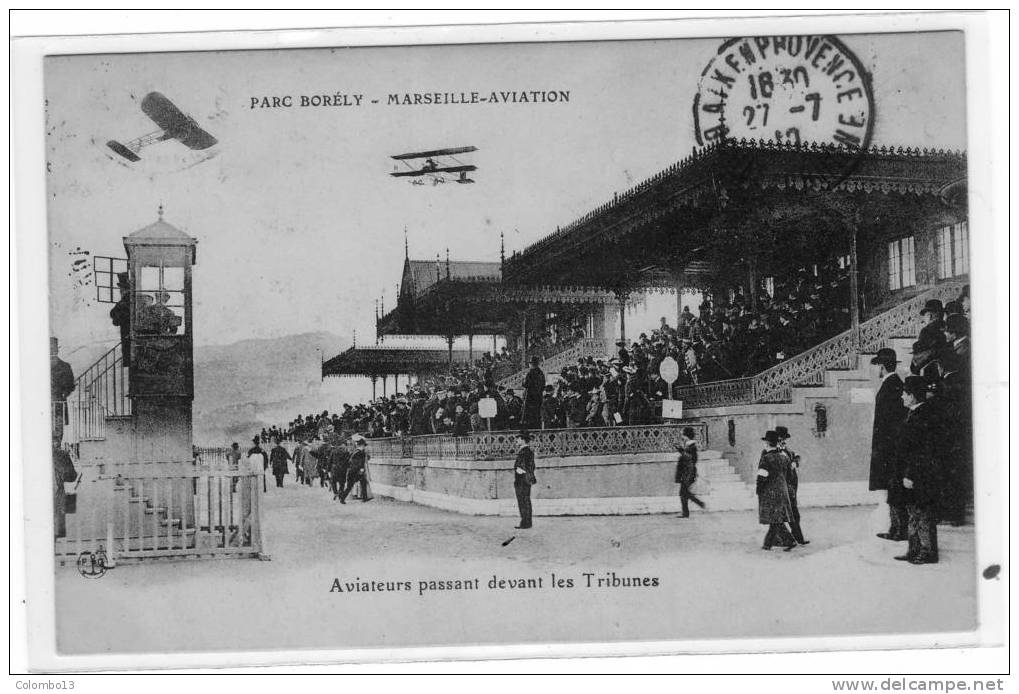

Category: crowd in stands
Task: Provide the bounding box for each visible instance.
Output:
[261,269,968,443]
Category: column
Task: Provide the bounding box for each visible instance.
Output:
[849,225,861,348]
[468,334,474,362]
[370,375,378,400]
[519,309,528,369]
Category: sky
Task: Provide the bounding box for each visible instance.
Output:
[44,31,967,353]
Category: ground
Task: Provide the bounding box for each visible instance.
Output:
[55,481,978,655]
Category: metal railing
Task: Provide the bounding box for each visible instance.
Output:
[498,337,610,388]
[674,281,967,409]
[366,422,707,462]
[66,342,131,443]
[56,463,264,562]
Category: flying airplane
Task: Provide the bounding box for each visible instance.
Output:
[390,146,477,185]
[106,92,218,162]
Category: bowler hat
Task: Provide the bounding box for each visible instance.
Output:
[870,347,898,366]
[920,299,944,316]
[681,426,696,439]
[529,355,541,365]
[762,430,781,446]
[775,426,791,440]
[902,375,929,397]
[516,430,532,443]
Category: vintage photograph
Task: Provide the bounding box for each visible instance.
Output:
[17,14,1005,670]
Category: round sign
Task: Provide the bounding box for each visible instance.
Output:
[478,397,498,419]
[659,356,680,384]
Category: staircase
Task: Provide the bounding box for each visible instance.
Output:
[66,342,130,447]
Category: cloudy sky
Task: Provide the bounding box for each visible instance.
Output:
[44,31,966,352]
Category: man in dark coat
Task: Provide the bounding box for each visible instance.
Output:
[503,389,523,429]
[109,273,132,367]
[869,348,908,541]
[521,356,546,429]
[675,426,704,518]
[776,425,808,545]
[329,441,352,500]
[540,385,560,430]
[53,432,77,539]
[269,438,291,488]
[895,376,941,564]
[340,438,371,503]
[911,300,946,383]
[50,337,75,442]
[513,431,536,529]
[757,430,796,551]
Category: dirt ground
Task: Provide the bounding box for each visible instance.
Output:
[55,480,978,656]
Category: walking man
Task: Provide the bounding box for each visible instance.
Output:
[513,430,536,529]
[776,425,808,545]
[340,438,371,503]
[757,430,796,551]
[269,437,291,488]
[869,348,908,542]
[896,376,941,565]
[675,426,705,518]
[247,436,268,493]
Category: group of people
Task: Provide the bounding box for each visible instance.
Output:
[868,290,972,566]
[231,433,373,503]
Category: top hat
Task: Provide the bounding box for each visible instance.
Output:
[920,299,944,316]
[516,430,532,443]
[762,430,781,446]
[902,375,929,397]
[775,425,791,440]
[870,347,898,366]
[681,426,696,439]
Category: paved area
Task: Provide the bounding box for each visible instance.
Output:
[55,480,978,655]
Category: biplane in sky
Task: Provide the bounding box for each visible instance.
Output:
[107,92,218,162]
[390,146,477,185]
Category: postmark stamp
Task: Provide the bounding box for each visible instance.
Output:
[693,35,875,166]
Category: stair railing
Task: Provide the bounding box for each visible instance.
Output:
[675,281,967,409]
[68,342,131,443]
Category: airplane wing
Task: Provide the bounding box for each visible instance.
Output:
[432,165,477,174]
[390,170,427,177]
[391,146,477,160]
[141,92,218,151]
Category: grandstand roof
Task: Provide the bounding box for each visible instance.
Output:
[322,345,473,377]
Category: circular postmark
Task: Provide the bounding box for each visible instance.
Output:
[76,546,108,579]
[693,35,874,178]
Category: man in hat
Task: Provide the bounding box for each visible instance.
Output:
[616,340,631,368]
[869,347,909,542]
[340,438,372,503]
[513,431,536,529]
[943,314,970,377]
[757,430,796,551]
[49,337,75,443]
[911,300,946,382]
[109,272,132,366]
[540,385,560,430]
[247,436,269,493]
[521,355,546,429]
[52,429,77,539]
[895,375,941,564]
[503,388,523,429]
[675,426,705,518]
[776,426,808,544]
[269,436,292,488]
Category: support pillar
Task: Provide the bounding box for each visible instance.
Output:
[382,374,387,397]
[492,334,497,355]
[849,225,861,349]
[747,257,758,312]
[370,375,378,400]
[468,334,474,362]
[446,335,454,369]
[520,309,528,369]
[615,293,629,343]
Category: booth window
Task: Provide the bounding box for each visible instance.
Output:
[135,263,186,336]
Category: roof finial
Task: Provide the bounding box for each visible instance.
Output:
[157,203,164,220]
[500,230,505,271]
[445,248,450,279]
[436,253,441,281]
[353,329,357,348]
[404,226,409,259]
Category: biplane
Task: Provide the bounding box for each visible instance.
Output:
[390,146,477,185]
[107,92,218,162]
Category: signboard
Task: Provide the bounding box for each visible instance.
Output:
[659,356,680,385]
[661,399,683,420]
[478,397,498,419]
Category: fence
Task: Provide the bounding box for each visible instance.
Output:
[56,463,264,563]
[366,422,707,462]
